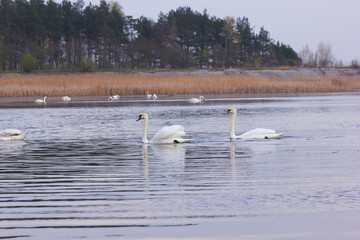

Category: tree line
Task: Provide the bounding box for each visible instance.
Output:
[0,0,302,72]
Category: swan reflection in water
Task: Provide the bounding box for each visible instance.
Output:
[229,140,253,181]
[142,144,150,191]
[230,140,252,161]
[0,140,28,156]
[142,143,186,179]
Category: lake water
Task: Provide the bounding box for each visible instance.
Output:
[1,93,360,240]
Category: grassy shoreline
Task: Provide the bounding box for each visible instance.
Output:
[0,73,359,97]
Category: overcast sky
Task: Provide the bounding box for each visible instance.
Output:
[82,0,360,65]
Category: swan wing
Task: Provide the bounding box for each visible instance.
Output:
[239,128,277,139]
[151,125,187,144]
[188,98,200,103]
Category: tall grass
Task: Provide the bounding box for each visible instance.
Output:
[0,73,359,97]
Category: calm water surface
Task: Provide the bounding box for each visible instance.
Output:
[1,94,360,239]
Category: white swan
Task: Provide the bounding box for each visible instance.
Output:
[225,108,284,139]
[146,91,152,99]
[108,95,120,101]
[137,113,192,144]
[188,96,204,103]
[146,92,157,99]
[35,96,47,103]
[62,96,71,101]
[0,129,29,141]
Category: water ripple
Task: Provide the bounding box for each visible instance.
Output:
[1,94,360,239]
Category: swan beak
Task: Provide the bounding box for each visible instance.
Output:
[225,110,230,115]
[136,116,142,121]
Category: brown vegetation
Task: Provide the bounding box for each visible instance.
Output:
[0,73,359,97]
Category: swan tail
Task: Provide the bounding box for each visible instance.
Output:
[265,133,284,139]
[174,138,193,143]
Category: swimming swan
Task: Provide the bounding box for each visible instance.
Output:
[146,92,152,99]
[62,96,71,101]
[137,113,192,144]
[0,129,29,141]
[188,96,204,103]
[225,108,284,139]
[108,95,120,101]
[146,92,157,99]
[35,96,47,103]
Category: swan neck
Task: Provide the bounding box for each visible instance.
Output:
[230,111,237,139]
[142,115,149,143]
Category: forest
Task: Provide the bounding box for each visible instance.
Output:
[0,0,301,72]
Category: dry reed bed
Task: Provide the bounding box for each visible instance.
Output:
[0,73,359,97]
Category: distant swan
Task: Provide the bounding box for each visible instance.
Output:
[146,92,157,99]
[225,108,284,139]
[188,96,204,103]
[137,113,192,144]
[35,96,47,103]
[108,95,120,101]
[0,129,29,141]
[62,96,71,101]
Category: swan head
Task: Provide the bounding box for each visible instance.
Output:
[225,108,236,115]
[137,113,148,121]
[199,96,204,101]
[44,96,48,100]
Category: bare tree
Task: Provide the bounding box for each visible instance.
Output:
[299,44,315,66]
[351,59,359,69]
[315,41,334,67]
[223,16,235,65]
[109,1,124,17]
